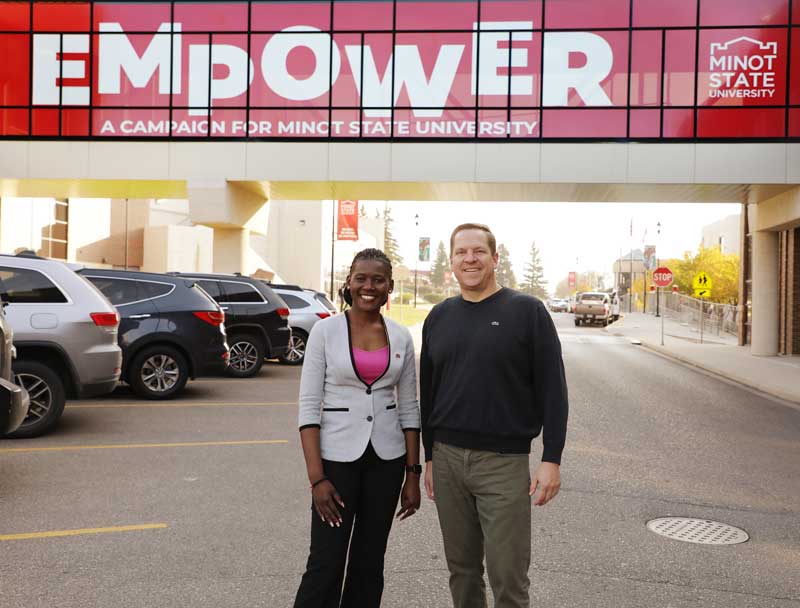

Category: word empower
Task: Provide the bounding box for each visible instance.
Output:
[33,22,617,116]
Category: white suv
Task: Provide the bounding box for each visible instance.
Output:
[0,254,122,437]
[268,284,336,365]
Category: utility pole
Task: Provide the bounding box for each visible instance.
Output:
[330,201,335,301]
[413,213,419,309]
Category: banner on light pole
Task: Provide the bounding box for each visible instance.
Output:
[336,200,359,241]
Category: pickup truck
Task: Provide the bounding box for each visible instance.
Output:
[574,292,612,327]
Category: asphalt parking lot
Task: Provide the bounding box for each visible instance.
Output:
[2,321,800,608]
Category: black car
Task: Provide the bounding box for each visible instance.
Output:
[78,269,229,399]
[175,273,291,378]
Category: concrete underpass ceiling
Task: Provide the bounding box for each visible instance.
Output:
[260,181,794,204]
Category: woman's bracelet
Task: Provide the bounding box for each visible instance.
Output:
[310,477,329,489]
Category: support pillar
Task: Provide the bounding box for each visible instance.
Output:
[751,226,779,356]
[213,227,249,274]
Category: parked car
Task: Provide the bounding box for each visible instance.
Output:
[269,284,336,365]
[78,269,229,399]
[0,299,29,436]
[549,298,569,313]
[574,292,612,327]
[0,254,122,437]
[175,273,291,377]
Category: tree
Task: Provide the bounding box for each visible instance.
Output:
[430,241,449,290]
[495,243,517,289]
[382,203,403,267]
[554,271,604,298]
[661,245,739,304]
[521,242,548,298]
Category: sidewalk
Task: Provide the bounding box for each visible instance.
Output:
[606,312,800,406]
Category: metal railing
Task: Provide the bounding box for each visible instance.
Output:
[620,292,738,337]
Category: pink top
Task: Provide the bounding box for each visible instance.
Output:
[352,346,389,385]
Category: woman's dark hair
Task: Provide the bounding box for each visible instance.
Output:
[344,248,393,306]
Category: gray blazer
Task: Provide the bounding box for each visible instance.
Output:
[298,313,420,462]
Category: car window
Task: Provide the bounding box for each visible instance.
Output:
[220,281,265,303]
[137,281,173,300]
[314,293,336,311]
[280,294,311,309]
[85,276,139,306]
[0,267,68,304]
[580,294,605,302]
[197,280,223,303]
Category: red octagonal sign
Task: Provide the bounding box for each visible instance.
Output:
[653,267,674,288]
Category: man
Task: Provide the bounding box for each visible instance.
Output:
[420,223,569,608]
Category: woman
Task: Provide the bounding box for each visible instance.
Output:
[294,248,421,608]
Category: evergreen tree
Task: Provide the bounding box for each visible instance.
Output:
[495,243,517,289]
[522,241,548,298]
[382,203,403,267]
[431,241,449,290]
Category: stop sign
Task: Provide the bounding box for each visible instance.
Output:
[652,267,674,287]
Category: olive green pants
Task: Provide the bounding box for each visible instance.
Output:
[432,441,532,608]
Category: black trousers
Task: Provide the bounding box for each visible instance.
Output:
[294,443,406,608]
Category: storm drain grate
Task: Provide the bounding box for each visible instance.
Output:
[646,517,749,545]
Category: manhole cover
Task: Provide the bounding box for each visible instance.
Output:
[646,517,749,545]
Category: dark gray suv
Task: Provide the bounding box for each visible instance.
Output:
[79,269,230,399]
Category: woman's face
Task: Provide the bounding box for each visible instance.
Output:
[346,259,393,313]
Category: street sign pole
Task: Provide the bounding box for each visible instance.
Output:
[700,297,704,345]
[651,267,674,346]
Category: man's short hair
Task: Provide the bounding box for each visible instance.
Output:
[450,223,497,256]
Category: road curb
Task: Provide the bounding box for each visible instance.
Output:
[637,340,800,407]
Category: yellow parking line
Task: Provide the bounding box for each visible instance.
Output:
[0,439,288,454]
[67,401,297,409]
[0,523,167,542]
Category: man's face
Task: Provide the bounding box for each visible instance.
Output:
[450,229,498,293]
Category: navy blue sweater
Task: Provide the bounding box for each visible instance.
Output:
[420,288,568,463]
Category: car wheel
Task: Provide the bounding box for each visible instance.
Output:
[227,334,265,378]
[574,319,580,327]
[279,329,307,366]
[7,360,66,438]
[129,345,189,400]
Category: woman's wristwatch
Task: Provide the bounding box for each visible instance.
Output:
[405,464,422,475]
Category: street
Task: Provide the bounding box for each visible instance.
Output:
[1,314,799,608]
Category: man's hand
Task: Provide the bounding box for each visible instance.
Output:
[424,461,434,501]
[396,477,421,520]
[530,462,561,506]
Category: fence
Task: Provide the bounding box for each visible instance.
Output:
[620,292,738,338]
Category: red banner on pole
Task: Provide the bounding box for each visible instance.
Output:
[337,200,359,241]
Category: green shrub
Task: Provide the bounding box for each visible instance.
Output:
[425,293,446,304]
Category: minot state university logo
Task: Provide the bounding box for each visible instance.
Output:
[708,36,778,101]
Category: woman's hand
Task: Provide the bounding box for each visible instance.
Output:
[312,480,345,527]
[396,477,421,520]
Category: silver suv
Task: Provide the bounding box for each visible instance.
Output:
[269,284,336,365]
[0,254,122,437]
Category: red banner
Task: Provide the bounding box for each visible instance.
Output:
[0,0,796,139]
[337,200,359,241]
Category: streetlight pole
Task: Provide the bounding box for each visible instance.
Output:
[414,213,419,309]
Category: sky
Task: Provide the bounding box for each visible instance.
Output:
[356,200,742,293]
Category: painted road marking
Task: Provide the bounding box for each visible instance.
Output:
[67,401,296,409]
[0,523,167,542]
[0,439,288,454]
